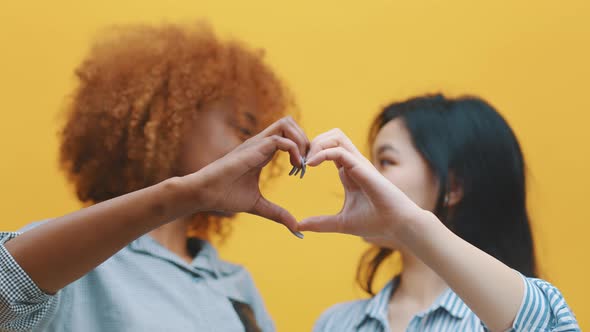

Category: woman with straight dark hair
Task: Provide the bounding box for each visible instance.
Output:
[301,94,579,331]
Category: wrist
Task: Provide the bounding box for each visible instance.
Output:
[158,174,208,218]
[392,209,442,250]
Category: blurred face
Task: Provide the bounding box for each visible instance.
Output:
[177,99,255,218]
[368,118,440,248]
[177,99,253,175]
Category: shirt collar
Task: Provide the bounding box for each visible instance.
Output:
[430,287,470,319]
[128,235,238,277]
[357,277,470,329]
[357,277,398,329]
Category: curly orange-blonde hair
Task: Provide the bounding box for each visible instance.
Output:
[59,22,295,239]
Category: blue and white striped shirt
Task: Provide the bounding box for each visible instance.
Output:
[314,275,579,331]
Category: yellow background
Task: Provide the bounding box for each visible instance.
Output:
[1,1,588,330]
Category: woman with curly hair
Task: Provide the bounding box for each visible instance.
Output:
[0,23,307,331]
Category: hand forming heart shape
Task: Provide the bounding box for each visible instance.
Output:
[193,117,426,244]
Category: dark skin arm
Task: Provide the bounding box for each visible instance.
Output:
[5,117,309,294]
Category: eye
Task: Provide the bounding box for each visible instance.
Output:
[239,127,252,137]
[228,120,253,139]
[378,158,396,168]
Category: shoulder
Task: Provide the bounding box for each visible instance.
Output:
[512,276,580,331]
[18,219,52,232]
[313,299,370,332]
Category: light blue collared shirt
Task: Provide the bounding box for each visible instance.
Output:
[0,222,274,332]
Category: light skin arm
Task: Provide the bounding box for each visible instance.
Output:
[299,129,523,332]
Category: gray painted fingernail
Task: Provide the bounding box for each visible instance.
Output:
[300,157,306,178]
[291,230,304,239]
[301,162,306,179]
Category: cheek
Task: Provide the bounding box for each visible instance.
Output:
[382,167,439,212]
[177,133,241,175]
[382,168,420,200]
[208,135,241,162]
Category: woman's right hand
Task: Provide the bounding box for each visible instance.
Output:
[187,116,309,234]
[1,116,309,296]
[298,128,430,245]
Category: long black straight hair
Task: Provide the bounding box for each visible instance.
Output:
[358,94,537,295]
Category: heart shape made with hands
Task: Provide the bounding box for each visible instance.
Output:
[283,129,382,239]
[213,118,418,245]
[254,128,416,243]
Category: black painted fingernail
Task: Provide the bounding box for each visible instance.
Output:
[293,167,301,176]
[289,166,297,176]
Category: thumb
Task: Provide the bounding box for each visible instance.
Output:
[249,196,304,239]
[298,214,343,233]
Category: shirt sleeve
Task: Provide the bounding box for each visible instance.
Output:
[510,274,580,331]
[0,232,60,331]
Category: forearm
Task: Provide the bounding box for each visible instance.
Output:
[399,212,524,332]
[4,175,202,294]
